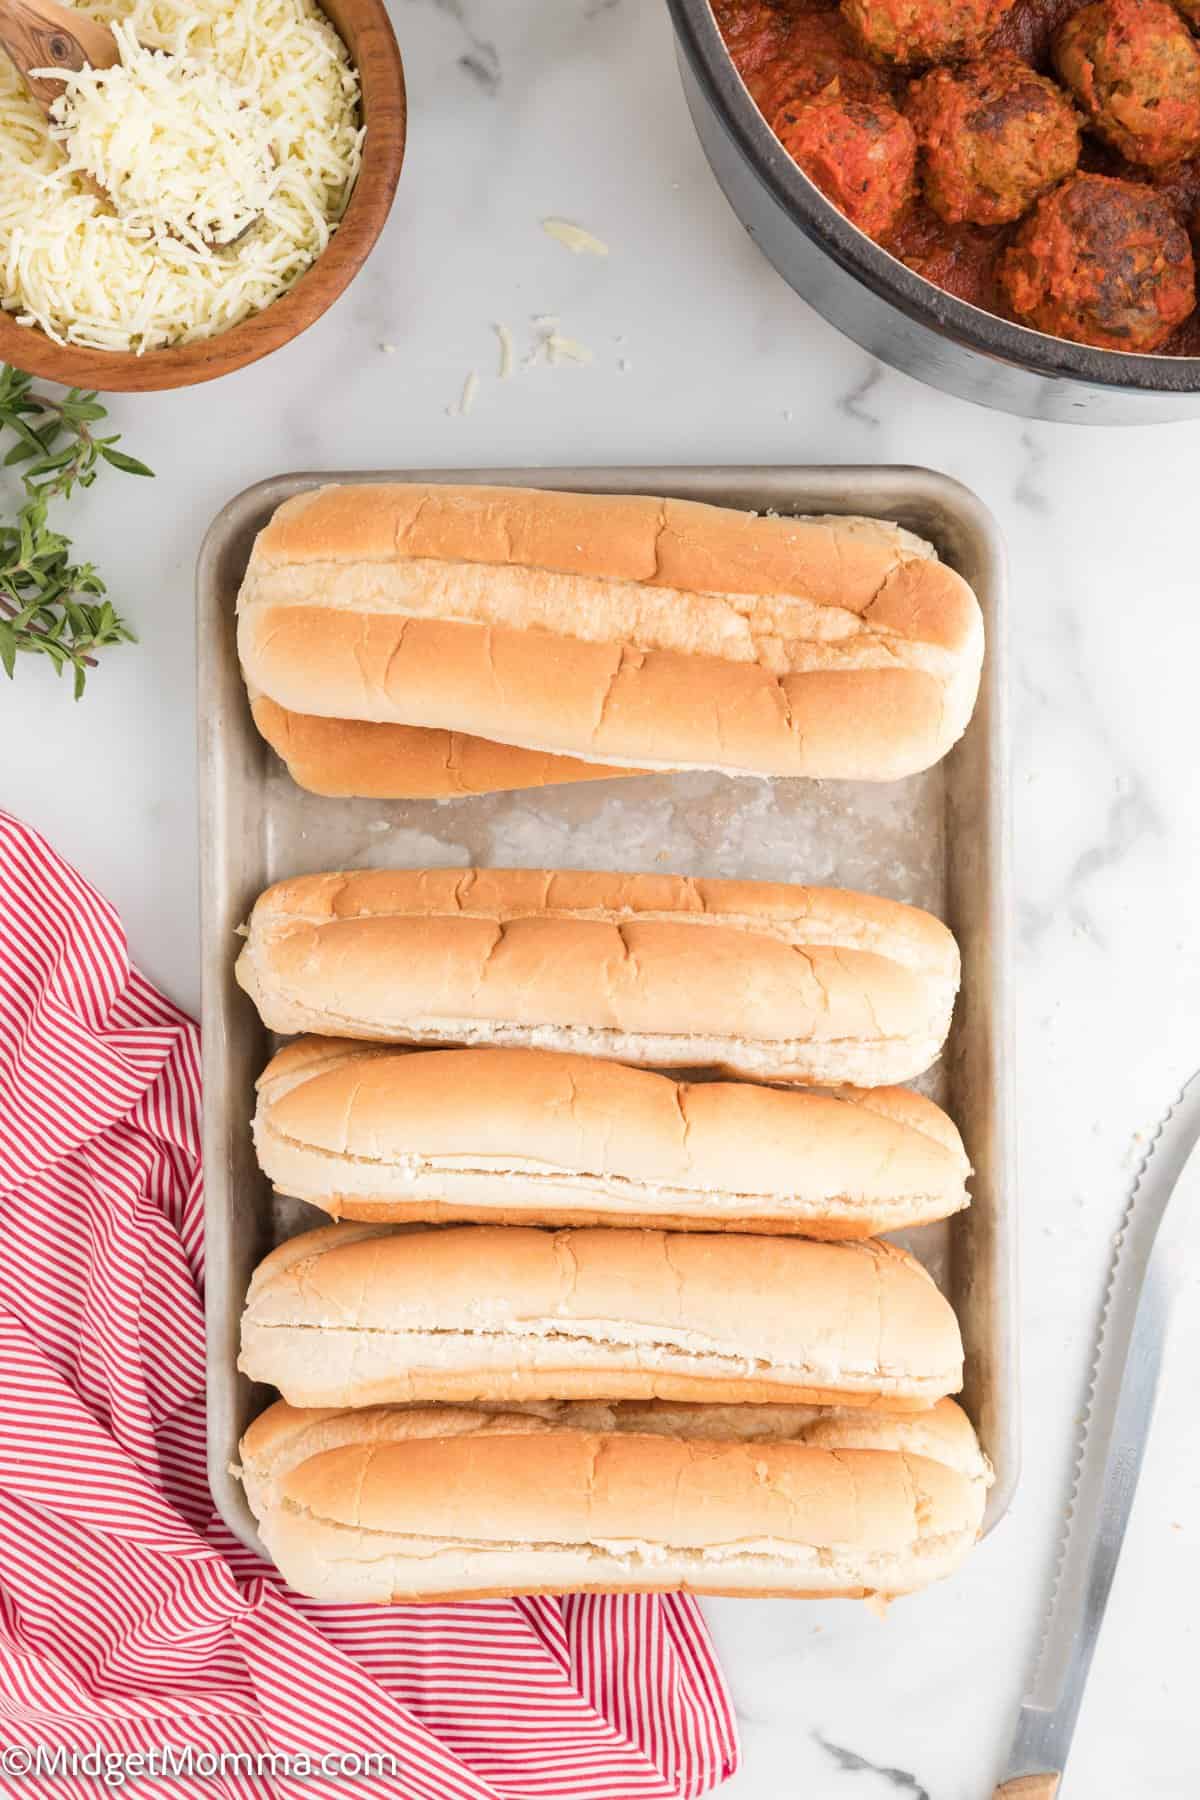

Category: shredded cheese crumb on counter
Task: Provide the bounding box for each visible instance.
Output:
[445,368,479,417]
[546,331,592,366]
[523,314,594,370]
[444,313,599,414]
[541,217,609,257]
[1,0,363,352]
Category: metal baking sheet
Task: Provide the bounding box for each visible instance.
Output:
[197,465,1016,1554]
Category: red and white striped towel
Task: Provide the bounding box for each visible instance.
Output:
[0,811,739,1800]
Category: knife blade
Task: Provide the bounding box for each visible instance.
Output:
[994,1068,1200,1799]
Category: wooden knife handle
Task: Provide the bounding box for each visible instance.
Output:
[0,0,118,111]
[994,1776,1061,1798]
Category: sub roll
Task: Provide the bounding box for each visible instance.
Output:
[249,695,636,799]
[234,868,960,1086]
[236,484,984,783]
[239,1396,993,1603]
[254,1040,971,1238]
[238,1223,965,1410]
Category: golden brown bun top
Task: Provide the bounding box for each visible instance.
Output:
[248,696,634,798]
[248,484,980,659]
[243,1222,964,1384]
[256,1039,970,1201]
[242,1394,993,1490]
[279,1427,978,1554]
[237,870,960,1088]
[244,866,960,979]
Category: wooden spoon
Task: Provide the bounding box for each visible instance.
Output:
[0,0,263,247]
[0,0,118,114]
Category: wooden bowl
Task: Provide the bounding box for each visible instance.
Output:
[0,0,405,391]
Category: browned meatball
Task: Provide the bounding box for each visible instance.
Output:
[908,60,1080,224]
[773,90,918,237]
[1055,0,1200,168]
[998,173,1195,348]
[841,0,1016,66]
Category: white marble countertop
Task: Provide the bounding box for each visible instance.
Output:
[5,1,1200,1794]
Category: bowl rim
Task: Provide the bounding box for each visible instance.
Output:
[668,0,1200,395]
[0,0,405,393]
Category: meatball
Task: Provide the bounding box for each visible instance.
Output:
[773,90,918,237]
[841,0,1016,66]
[998,173,1195,348]
[907,59,1080,225]
[1054,0,1200,168]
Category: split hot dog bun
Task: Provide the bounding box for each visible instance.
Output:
[236,484,984,783]
[249,695,636,799]
[234,868,960,1086]
[237,1223,965,1410]
[238,1397,992,1603]
[254,1040,971,1238]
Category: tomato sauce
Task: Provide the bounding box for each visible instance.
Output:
[713,0,1200,354]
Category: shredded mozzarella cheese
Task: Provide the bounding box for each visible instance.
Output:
[43,21,278,247]
[541,217,609,257]
[0,0,362,352]
[546,331,593,366]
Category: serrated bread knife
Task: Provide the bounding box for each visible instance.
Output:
[994,1069,1200,1798]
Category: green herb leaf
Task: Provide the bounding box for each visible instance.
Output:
[3,417,50,460]
[97,445,155,478]
[0,364,154,696]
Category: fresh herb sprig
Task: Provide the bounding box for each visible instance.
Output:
[0,366,153,698]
